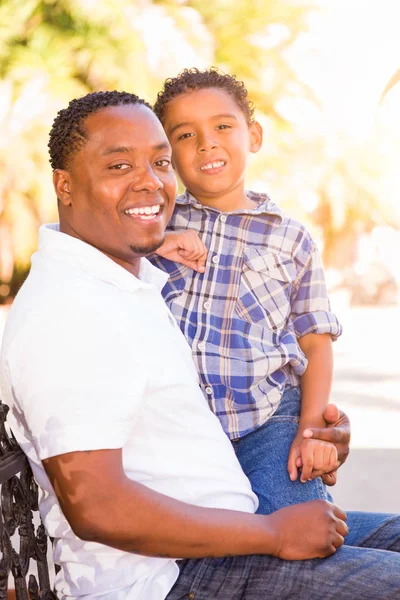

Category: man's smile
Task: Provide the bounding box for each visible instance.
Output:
[124,203,161,221]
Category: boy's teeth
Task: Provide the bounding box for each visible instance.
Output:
[200,161,225,171]
[124,204,160,216]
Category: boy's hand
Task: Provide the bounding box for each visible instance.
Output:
[268,500,347,560]
[288,432,338,483]
[303,404,351,486]
[155,231,207,272]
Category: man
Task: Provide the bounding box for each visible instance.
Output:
[1,91,400,600]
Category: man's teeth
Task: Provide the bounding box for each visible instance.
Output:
[200,161,225,171]
[124,204,160,217]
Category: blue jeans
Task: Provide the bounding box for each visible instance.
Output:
[166,538,400,599]
[166,387,400,598]
[232,386,328,515]
[166,513,400,599]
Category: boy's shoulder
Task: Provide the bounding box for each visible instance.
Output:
[245,190,314,241]
[169,190,315,250]
[244,191,317,271]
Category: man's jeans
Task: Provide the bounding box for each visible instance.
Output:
[166,512,400,600]
[166,386,400,598]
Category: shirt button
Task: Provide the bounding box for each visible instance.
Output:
[198,341,206,351]
[203,301,211,310]
[220,214,227,223]
[212,255,220,264]
[205,386,213,395]
[187,593,195,600]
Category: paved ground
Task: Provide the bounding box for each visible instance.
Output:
[1,304,399,513]
[329,304,400,513]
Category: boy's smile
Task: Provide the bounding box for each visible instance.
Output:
[163,88,262,212]
[199,159,226,174]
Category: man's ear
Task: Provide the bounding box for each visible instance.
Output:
[53,170,72,206]
[249,121,263,154]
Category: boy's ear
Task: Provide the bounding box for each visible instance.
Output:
[53,170,72,206]
[249,121,263,154]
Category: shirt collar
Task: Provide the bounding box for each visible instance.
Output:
[37,224,168,293]
[176,189,283,222]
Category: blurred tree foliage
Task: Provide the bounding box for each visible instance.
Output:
[0,0,317,301]
[1,0,396,303]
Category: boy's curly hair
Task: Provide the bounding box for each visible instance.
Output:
[153,68,255,125]
[48,90,151,170]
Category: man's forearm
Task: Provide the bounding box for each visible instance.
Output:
[84,478,275,557]
[43,449,346,560]
[44,450,274,558]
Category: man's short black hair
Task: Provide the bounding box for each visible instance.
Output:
[48,91,152,170]
[153,67,255,125]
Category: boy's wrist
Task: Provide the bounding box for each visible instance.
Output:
[298,414,326,432]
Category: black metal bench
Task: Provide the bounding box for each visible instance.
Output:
[0,400,57,599]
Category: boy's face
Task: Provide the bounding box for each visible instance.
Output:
[162,88,262,206]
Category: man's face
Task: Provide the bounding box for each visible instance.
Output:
[56,104,177,272]
[162,88,260,204]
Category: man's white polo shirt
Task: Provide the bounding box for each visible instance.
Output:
[0,225,257,600]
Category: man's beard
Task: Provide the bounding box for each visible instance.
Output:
[129,237,164,257]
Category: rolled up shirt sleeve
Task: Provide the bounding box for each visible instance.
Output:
[290,244,342,339]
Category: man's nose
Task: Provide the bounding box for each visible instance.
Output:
[131,165,163,192]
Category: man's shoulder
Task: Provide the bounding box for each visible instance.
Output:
[4,260,137,351]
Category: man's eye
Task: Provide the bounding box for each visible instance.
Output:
[154,159,171,167]
[109,163,130,170]
[177,132,194,140]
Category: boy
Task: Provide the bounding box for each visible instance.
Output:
[151,68,341,514]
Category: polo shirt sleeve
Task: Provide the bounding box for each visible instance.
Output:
[290,243,342,340]
[7,303,148,460]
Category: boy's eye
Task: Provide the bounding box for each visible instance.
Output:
[177,132,194,140]
[217,124,231,130]
[154,159,171,168]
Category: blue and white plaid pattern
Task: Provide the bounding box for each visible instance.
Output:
[151,190,342,440]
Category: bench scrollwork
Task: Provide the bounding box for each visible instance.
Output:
[0,401,57,599]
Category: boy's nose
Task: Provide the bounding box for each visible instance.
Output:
[197,134,218,152]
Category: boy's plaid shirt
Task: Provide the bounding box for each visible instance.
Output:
[150,190,342,440]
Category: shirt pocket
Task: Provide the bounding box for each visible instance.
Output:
[235,248,297,331]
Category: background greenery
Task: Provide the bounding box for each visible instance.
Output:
[0,0,399,302]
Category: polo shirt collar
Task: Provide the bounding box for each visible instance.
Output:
[37,224,168,292]
[176,190,283,222]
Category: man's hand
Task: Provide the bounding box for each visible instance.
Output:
[302,404,351,486]
[268,500,348,560]
[287,433,338,483]
[155,230,207,272]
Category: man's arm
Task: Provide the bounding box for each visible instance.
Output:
[43,449,347,561]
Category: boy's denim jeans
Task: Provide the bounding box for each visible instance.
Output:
[166,386,400,599]
[232,385,328,514]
